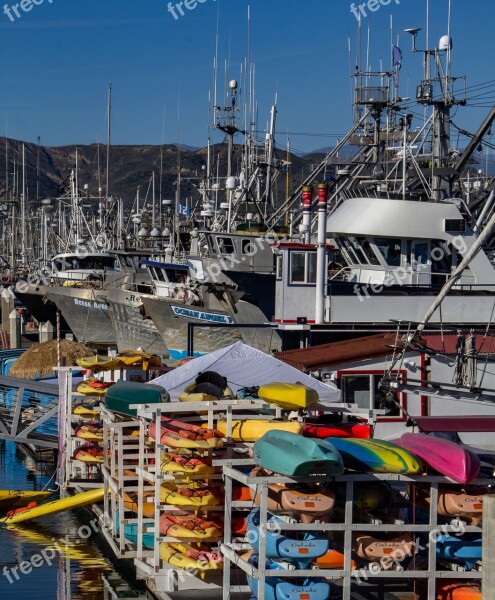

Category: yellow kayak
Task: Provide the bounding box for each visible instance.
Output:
[76,381,112,397]
[76,355,122,370]
[73,404,101,418]
[160,451,216,476]
[216,419,302,442]
[160,542,223,571]
[160,483,220,507]
[258,382,319,411]
[0,488,104,524]
[116,350,162,370]
[0,490,52,513]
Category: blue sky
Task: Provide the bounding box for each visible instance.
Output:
[0,0,493,154]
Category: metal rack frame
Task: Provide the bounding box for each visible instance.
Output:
[221,466,486,600]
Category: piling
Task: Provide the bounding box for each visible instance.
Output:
[9,310,21,349]
[1,288,14,332]
[482,494,495,598]
[39,321,55,343]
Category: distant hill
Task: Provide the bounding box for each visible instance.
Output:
[0,138,321,210]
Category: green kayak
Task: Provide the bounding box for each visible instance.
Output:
[104,380,169,416]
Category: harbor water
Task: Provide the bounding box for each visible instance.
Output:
[0,440,145,599]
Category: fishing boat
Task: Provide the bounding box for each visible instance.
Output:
[104,380,169,417]
[257,382,319,411]
[395,433,480,484]
[327,438,423,475]
[303,422,372,440]
[250,466,335,522]
[247,508,329,566]
[246,554,331,600]
[216,418,302,442]
[436,535,482,570]
[0,490,52,513]
[253,430,344,477]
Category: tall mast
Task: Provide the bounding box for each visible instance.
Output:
[21,143,26,265]
[106,84,112,199]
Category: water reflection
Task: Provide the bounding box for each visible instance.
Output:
[0,441,146,599]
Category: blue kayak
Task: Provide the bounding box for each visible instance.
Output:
[247,554,331,600]
[253,430,344,477]
[247,509,329,567]
[116,517,154,549]
[436,534,482,570]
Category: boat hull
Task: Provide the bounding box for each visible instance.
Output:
[396,433,480,484]
[46,287,115,344]
[106,288,169,356]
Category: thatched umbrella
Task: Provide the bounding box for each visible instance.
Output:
[9,340,95,380]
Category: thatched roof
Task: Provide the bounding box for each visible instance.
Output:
[9,340,94,380]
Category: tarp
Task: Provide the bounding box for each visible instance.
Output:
[150,341,340,403]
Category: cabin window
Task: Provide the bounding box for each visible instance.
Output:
[289,251,317,285]
[339,371,404,418]
[242,239,257,256]
[216,237,235,254]
[357,237,380,266]
[275,254,283,280]
[347,236,369,264]
[431,240,453,273]
[154,268,166,283]
[338,237,358,265]
[374,238,402,267]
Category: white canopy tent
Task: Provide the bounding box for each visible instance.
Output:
[150,341,340,404]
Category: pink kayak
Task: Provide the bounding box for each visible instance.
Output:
[396,433,480,484]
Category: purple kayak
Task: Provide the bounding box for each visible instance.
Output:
[396,433,480,484]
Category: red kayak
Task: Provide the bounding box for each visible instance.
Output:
[303,422,372,439]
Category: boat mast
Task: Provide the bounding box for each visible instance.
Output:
[106,84,112,200]
[21,143,27,266]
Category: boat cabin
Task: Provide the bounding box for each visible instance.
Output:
[140,259,192,300]
[50,252,118,283]
[273,196,495,327]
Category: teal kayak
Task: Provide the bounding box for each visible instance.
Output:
[104,380,169,416]
[253,430,344,477]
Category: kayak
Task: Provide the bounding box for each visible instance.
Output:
[216,419,302,442]
[0,488,104,524]
[314,549,357,569]
[124,492,155,518]
[149,417,224,450]
[159,513,222,540]
[334,481,393,513]
[0,490,52,513]
[116,350,163,369]
[247,554,330,600]
[179,383,234,403]
[410,484,485,526]
[250,467,335,522]
[105,380,169,417]
[160,542,223,571]
[160,483,221,507]
[395,432,480,484]
[436,535,482,570]
[73,403,101,418]
[73,443,104,463]
[257,382,319,411]
[253,430,344,477]
[160,452,216,476]
[76,380,111,397]
[327,438,423,475]
[74,421,103,441]
[436,582,481,599]
[76,355,122,370]
[303,422,372,440]
[247,508,329,567]
[355,533,415,570]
